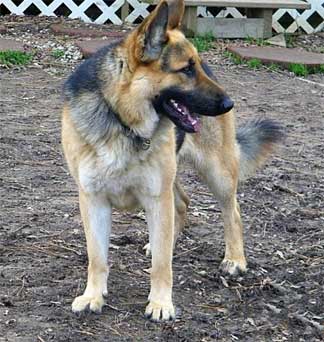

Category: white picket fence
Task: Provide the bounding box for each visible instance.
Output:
[0,0,323,33]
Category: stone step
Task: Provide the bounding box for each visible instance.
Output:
[0,38,25,52]
[228,46,324,67]
[75,39,122,58]
[0,25,7,34]
[51,24,124,39]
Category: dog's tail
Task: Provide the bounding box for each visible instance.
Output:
[237,118,285,181]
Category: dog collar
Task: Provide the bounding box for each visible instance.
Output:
[113,112,151,150]
[122,125,151,151]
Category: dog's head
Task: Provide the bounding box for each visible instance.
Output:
[116,0,233,133]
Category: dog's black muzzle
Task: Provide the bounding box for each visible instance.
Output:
[153,87,234,133]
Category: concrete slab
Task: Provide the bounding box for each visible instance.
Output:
[266,33,286,48]
[0,38,25,52]
[228,46,324,67]
[51,24,125,39]
[0,25,7,34]
[75,39,121,58]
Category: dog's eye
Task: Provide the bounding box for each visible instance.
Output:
[179,63,195,77]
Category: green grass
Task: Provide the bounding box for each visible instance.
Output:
[0,50,33,66]
[316,64,324,73]
[189,33,214,52]
[51,49,65,59]
[284,33,296,48]
[245,36,270,46]
[288,63,324,76]
[268,63,279,72]
[288,63,308,76]
[223,51,243,65]
[224,50,324,77]
[247,58,262,69]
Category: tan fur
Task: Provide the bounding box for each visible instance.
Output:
[174,110,280,274]
[61,0,280,322]
[63,100,177,318]
[174,112,246,273]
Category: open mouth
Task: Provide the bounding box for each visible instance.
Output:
[163,99,201,133]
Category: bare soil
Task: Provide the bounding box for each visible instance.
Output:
[0,16,324,342]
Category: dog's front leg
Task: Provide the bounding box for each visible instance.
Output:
[72,190,111,314]
[143,187,175,321]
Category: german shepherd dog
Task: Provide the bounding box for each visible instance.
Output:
[62,0,283,321]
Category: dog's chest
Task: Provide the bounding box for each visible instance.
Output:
[78,143,161,209]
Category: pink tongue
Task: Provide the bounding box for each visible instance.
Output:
[188,114,201,132]
[175,102,201,132]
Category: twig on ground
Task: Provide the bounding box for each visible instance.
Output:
[295,77,324,88]
[291,313,324,333]
[48,242,82,256]
[174,246,201,259]
[15,277,25,297]
[265,303,282,314]
[73,329,95,336]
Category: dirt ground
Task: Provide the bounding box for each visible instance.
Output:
[0,16,324,342]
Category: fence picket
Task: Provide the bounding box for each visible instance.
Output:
[0,0,323,33]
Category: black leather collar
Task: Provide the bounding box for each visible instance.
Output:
[121,124,151,150]
[114,112,151,151]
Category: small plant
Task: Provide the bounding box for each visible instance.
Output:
[268,63,279,72]
[51,49,65,59]
[223,51,243,65]
[245,36,255,45]
[247,58,262,69]
[317,65,324,73]
[190,33,214,52]
[245,36,269,46]
[289,63,308,76]
[0,50,33,67]
[284,33,296,47]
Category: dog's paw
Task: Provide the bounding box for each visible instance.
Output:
[144,300,175,322]
[72,295,105,314]
[143,243,151,257]
[220,258,247,276]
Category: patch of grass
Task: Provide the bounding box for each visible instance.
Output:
[317,64,324,73]
[288,63,308,76]
[247,58,262,69]
[245,36,269,46]
[289,64,324,76]
[0,50,33,66]
[223,51,243,65]
[224,50,324,77]
[51,49,65,59]
[285,33,296,48]
[268,63,279,72]
[190,33,214,52]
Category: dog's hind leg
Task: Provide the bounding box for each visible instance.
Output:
[72,190,111,314]
[196,155,247,275]
[174,179,190,243]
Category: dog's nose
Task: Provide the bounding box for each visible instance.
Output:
[221,97,234,113]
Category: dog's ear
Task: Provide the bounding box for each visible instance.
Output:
[138,1,169,62]
[166,0,184,29]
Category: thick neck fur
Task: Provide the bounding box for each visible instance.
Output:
[98,42,160,140]
[65,42,163,147]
